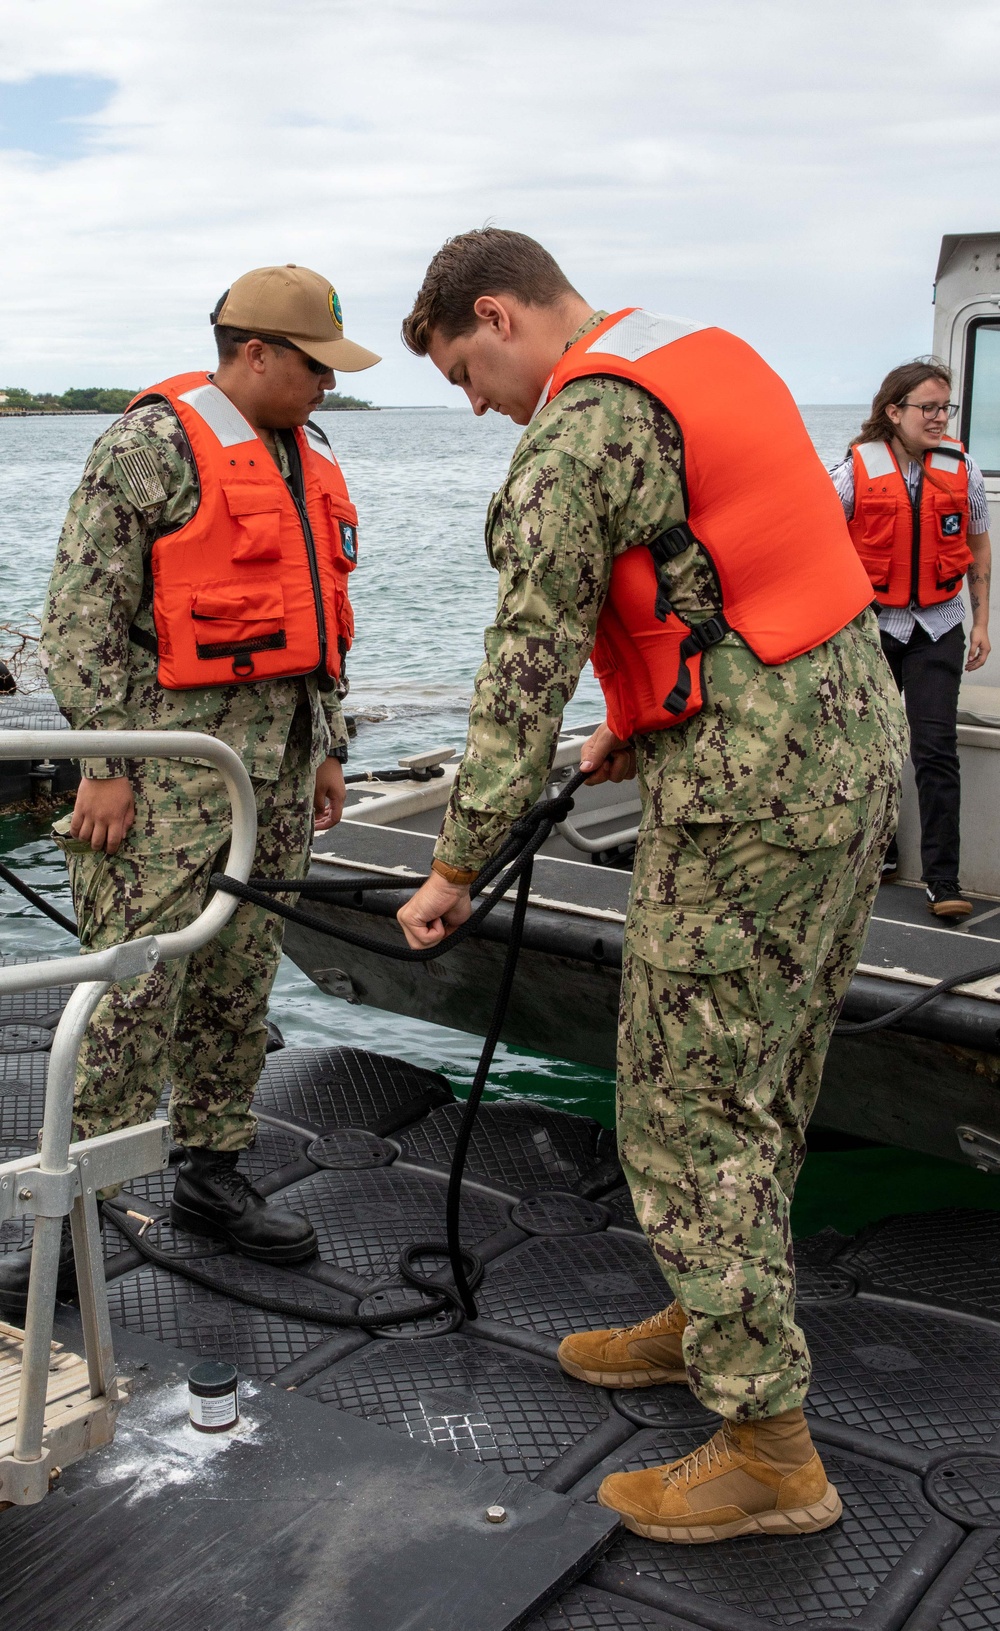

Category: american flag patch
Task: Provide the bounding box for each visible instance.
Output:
[114,446,168,509]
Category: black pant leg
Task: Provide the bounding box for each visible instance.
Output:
[885,624,965,882]
[879,633,907,868]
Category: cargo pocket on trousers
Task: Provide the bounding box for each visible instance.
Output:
[682,1256,777,1318]
[759,798,866,855]
[624,904,757,974]
[623,905,762,1097]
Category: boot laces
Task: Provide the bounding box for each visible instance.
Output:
[662,1426,736,1487]
[612,1306,678,1342]
[204,1160,256,1201]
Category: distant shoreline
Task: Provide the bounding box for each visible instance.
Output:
[0,408,105,416]
[0,404,462,416]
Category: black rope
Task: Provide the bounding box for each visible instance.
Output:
[207,771,586,966]
[9,772,587,1324]
[104,1204,482,1328]
[835,955,1000,1036]
[0,858,77,936]
[401,859,537,1318]
[11,765,995,1310]
[202,772,587,1319]
[343,767,446,785]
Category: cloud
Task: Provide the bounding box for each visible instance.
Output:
[0,0,998,402]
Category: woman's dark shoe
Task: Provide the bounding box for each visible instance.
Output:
[170,1148,318,1264]
[925,881,973,919]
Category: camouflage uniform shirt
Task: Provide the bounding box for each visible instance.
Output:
[41,400,349,781]
[435,313,907,871]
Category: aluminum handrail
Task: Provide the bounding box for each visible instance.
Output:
[0,730,257,994]
[554,815,641,855]
[545,777,641,857]
[0,729,256,1472]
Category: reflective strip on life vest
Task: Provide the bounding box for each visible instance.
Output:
[176,382,257,448]
[855,441,896,479]
[929,439,965,471]
[586,310,706,363]
[303,422,338,465]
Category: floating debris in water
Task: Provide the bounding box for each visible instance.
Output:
[0,618,46,694]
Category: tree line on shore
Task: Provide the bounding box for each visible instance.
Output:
[0,386,377,414]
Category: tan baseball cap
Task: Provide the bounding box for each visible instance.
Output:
[213,264,380,372]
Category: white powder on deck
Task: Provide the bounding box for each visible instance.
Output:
[93,1378,263,1503]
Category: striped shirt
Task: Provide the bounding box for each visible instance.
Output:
[829,449,989,642]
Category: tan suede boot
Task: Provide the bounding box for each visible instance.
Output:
[557,1301,688,1387]
[598,1407,842,1543]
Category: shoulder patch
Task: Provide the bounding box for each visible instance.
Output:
[113,446,169,510]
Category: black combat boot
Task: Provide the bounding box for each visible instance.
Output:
[170,1148,317,1264]
[0,1217,80,1321]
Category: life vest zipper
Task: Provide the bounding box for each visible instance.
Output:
[293,492,328,669]
[279,429,328,677]
[910,463,923,607]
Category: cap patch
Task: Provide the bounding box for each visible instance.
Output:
[329,288,343,330]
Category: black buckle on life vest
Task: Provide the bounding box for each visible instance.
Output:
[128,624,159,657]
[681,614,730,656]
[662,615,730,716]
[648,525,696,623]
[649,524,695,566]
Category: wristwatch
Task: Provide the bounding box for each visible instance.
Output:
[328,745,349,764]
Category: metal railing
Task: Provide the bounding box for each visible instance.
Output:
[546,773,642,856]
[0,731,256,1503]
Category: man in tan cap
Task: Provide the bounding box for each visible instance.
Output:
[0,266,379,1313]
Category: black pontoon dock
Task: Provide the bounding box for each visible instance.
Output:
[3,989,1000,1630]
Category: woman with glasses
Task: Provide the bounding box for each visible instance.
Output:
[830,358,992,917]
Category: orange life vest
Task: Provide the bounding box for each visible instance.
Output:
[127,372,358,690]
[545,310,874,738]
[847,438,972,608]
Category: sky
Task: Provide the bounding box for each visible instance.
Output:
[0,0,999,406]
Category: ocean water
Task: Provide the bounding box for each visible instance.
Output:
[0,403,865,1120]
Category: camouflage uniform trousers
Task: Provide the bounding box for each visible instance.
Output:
[55,705,316,1153]
[617,781,898,1422]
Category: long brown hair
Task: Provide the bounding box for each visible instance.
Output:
[850,357,952,455]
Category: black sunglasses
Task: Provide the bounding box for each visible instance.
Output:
[261,335,331,377]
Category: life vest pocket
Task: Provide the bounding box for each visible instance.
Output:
[853,497,895,588]
[323,494,360,572]
[190,582,287,674]
[224,486,283,563]
[931,495,973,589]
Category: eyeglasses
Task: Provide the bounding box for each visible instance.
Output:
[259,334,332,377]
[896,400,959,420]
